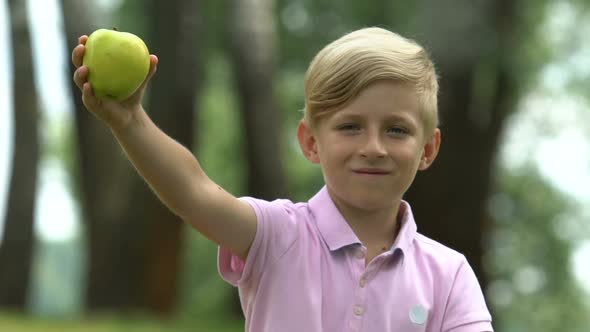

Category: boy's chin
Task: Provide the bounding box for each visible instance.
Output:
[327,183,402,211]
[346,191,400,211]
[353,199,397,212]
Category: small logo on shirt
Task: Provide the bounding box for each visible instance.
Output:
[409,304,428,325]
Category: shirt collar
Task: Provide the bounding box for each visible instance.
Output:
[392,200,418,255]
[309,186,361,251]
[308,186,418,254]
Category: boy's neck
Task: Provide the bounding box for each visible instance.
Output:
[329,191,402,250]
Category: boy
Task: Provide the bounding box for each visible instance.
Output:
[72,27,493,331]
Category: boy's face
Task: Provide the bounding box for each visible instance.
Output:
[298,80,440,211]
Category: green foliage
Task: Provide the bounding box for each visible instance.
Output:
[178,226,238,319]
[195,54,246,196]
[200,0,231,58]
[276,0,406,70]
[486,166,589,331]
[276,68,324,201]
[114,0,150,37]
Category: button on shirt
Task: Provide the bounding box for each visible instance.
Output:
[218,186,494,332]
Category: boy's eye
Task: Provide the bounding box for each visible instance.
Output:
[387,127,409,135]
[338,124,361,131]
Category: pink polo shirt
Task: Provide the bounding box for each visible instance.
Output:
[218,186,493,332]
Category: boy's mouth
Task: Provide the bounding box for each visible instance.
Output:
[352,168,391,175]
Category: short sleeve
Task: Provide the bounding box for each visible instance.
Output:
[217,197,298,287]
[442,256,494,332]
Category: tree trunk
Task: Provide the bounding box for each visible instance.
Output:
[61,0,201,316]
[0,0,40,310]
[62,0,138,313]
[404,0,518,291]
[228,0,287,200]
[132,0,202,316]
[227,0,286,316]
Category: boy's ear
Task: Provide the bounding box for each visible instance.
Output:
[419,128,441,171]
[297,119,320,164]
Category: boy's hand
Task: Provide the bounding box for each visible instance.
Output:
[71,35,158,130]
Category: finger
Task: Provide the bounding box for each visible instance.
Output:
[136,55,159,92]
[72,44,85,68]
[145,55,159,82]
[78,35,88,45]
[73,66,88,91]
[82,82,99,112]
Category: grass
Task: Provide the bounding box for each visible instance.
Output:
[0,313,244,332]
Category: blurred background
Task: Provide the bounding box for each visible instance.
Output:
[1,0,590,331]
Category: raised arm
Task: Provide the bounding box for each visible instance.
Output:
[71,35,256,259]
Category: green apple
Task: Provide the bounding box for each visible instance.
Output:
[83,28,150,101]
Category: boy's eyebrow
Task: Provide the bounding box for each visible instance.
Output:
[332,111,418,125]
[331,112,363,121]
[384,113,419,126]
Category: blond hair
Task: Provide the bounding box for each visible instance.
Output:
[304,27,439,134]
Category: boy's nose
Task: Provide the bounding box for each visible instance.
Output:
[359,133,387,159]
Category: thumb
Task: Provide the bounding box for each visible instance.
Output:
[140,55,159,91]
[126,54,158,103]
